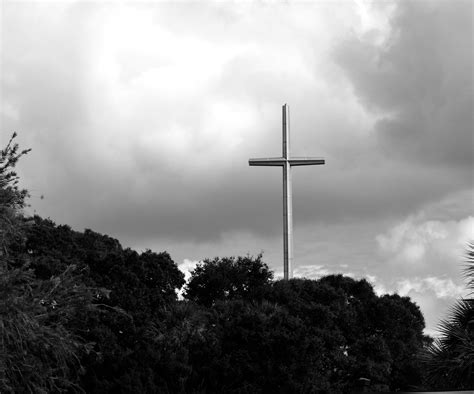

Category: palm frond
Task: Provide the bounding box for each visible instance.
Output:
[422,242,474,390]
[463,242,474,294]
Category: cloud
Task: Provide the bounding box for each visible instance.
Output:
[0,2,356,240]
[393,276,468,337]
[293,264,332,279]
[294,263,383,293]
[176,258,200,299]
[396,277,466,300]
[373,192,473,334]
[365,275,388,296]
[334,0,473,169]
[3,0,470,248]
[178,259,200,283]
[376,213,474,278]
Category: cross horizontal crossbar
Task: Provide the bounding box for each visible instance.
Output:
[249,157,325,166]
[289,158,325,166]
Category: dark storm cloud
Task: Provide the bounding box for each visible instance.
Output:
[2,0,471,246]
[334,0,473,168]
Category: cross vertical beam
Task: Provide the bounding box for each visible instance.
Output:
[282,105,293,280]
[249,104,325,280]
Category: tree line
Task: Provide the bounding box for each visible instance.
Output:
[1,134,472,392]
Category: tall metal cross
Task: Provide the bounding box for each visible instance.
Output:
[249,104,325,280]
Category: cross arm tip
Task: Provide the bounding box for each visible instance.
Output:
[249,157,286,166]
[288,158,325,166]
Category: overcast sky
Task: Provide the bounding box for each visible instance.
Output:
[1,0,473,335]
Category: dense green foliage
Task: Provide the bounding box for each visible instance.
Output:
[5,134,470,392]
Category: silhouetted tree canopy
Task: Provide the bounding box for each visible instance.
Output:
[4,134,464,392]
[261,276,428,391]
[16,215,186,392]
[22,216,185,322]
[184,254,273,306]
